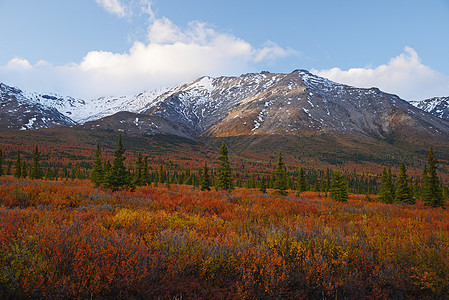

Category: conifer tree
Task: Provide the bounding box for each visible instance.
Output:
[297,167,307,192]
[0,149,3,176]
[142,155,149,185]
[259,176,267,194]
[422,147,444,207]
[132,152,144,186]
[274,150,288,196]
[217,141,232,192]
[330,172,348,202]
[21,162,27,178]
[379,167,394,203]
[105,133,131,190]
[325,168,331,193]
[6,161,11,175]
[394,161,414,204]
[14,150,21,178]
[90,143,104,187]
[201,161,211,191]
[29,145,43,179]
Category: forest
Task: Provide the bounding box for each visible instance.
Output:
[0,133,448,298]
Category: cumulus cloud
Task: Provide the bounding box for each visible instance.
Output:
[95,0,127,18]
[0,6,294,99]
[311,47,449,101]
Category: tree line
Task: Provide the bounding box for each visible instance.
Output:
[0,134,447,207]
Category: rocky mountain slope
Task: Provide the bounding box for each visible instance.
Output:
[0,83,75,130]
[410,97,449,121]
[2,70,449,140]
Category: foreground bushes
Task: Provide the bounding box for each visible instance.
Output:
[0,176,448,298]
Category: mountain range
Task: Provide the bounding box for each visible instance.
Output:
[1,70,449,141]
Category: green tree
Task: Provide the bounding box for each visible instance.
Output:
[29,145,43,179]
[132,152,145,186]
[296,167,307,192]
[105,133,131,190]
[379,167,394,203]
[422,147,444,207]
[217,141,232,192]
[21,162,27,178]
[273,150,288,196]
[201,161,211,191]
[142,155,149,185]
[6,161,11,175]
[14,150,21,178]
[259,176,267,194]
[394,161,414,204]
[90,143,104,187]
[330,172,348,202]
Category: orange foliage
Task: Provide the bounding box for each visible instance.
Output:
[0,176,448,298]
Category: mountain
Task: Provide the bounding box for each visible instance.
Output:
[84,70,449,139]
[0,83,75,130]
[410,97,449,121]
[2,70,449,141]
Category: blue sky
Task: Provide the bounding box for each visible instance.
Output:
[1,0,448,100]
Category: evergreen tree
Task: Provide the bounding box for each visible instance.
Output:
[422,147,444,207]
[379,167,394,203]
[201,161,211,191]
[297,167,307,192]
[394,161,414,204]
[21,162,27,178]
[0,149,3,176]
[14,150,21,178]
[29,145,43,179]
[90,143,104,187]
[6,161,11,175]
[142,155,149,185]
[273,150,288,196]
[217,141,232,192]
[325,168,331,193]
[132,152,144,186]
[105,133,131,190]
[259,176,267,194]
[330,172,348,202]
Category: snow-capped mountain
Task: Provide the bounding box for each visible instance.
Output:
[0,83,75,130]
[410,97,449,121]
[2,70,449,139]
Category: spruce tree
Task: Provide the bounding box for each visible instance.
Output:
[201,161,211,191]
[297,167,307,192]
[14,150,21,178]
[330,172,348,202]
[273,150,288,196]
[379,167,394,203]
[132,152,144,186]
[423,147,444,207]
[217,141,232,192]
[90,143,104,187]
[142,155,149,185]
[259,176,267,194]
[6,161,11,175]
[105,133,131,190]
[21,162,27,178]
[394,161,414,204]
[29,145,43,179]
[325,168,331,193]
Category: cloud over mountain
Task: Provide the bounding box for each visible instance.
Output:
[0,2,293,99]
[312,47,449,101]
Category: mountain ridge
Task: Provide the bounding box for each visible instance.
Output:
[1,70,449,140]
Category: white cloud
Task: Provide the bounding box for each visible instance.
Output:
[311,47,449,101]
[95,0,127,18]
[0,10,294,99]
